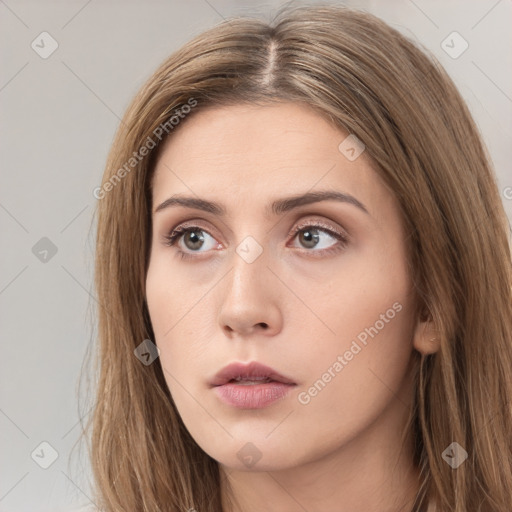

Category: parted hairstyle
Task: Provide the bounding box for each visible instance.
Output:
[86,3,512,511]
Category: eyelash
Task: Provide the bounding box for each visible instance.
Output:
[162,221,349,261]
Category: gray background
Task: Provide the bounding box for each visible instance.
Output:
[1,0,511,510]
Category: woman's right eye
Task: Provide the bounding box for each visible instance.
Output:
[163,226,218,253]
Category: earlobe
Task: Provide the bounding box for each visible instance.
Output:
[413,316,441,355]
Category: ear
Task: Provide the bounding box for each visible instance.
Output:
[413,309,441,355]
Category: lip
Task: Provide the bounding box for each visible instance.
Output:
[210,361,296,387]
[210,361,297,409]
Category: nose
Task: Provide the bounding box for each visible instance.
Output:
[218,245,283,338]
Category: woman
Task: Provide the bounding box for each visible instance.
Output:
[87,3,512,511]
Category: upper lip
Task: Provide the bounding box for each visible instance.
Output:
[210,361,296,387]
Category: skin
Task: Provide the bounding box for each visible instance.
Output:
[145,102,438,512]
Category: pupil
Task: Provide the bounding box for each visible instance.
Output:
[301,229,319,248]
[186,230,204,250]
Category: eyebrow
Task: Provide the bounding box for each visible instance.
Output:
[153,190,370,217]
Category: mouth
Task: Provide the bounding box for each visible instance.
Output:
[227,376,276,385]
[210,361,296,387]
[210,361,297,409]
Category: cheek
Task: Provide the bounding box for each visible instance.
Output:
[145,256,198,340]
[145,259,210,395]
[290,300,415,452]
[292,252,414,409]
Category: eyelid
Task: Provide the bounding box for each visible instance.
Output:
[288,217,348,241]
[166,214,348,237]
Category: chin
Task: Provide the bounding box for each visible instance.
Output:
[201,438,310,473]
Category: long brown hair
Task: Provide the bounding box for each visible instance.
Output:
[87,3,512,511]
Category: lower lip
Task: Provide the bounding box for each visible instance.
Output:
[213,381,295,409]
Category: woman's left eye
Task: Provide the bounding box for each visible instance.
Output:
[288,223,348,255]
[162,222,348,259]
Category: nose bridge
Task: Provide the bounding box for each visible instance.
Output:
[217,234,281,335]
[228,234,269,299]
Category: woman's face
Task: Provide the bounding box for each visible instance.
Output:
[146,102,423,471]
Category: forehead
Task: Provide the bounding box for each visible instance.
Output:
[151,102,394,219]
